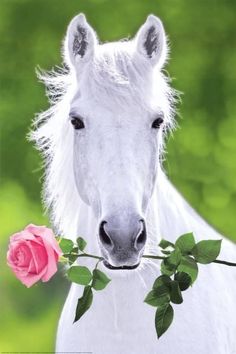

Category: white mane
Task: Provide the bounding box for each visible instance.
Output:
[30,40,178,239]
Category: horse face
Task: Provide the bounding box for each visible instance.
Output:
[66,14,168,268]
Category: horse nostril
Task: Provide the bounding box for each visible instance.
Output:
[136,230,146,244]
[99,221,113,247]
[135,220,147,248]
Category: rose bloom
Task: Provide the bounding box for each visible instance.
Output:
[7,224,62,287]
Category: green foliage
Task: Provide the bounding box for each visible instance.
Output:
[161,259,176,276]
[177,256,198,284]
[169,281,183,304]
[145,233,224,338]
[144,286,170,307]
[91,269,111,291]
[77,237,87,252]
[192,240,222,264]
[64,253,78,264]
[174,272,192,291]
[61,239,111,321]
[175,233,196,255]
[144,290,164,307]
[74,286,93,323]
[166,247,182,267]
[159,239,175,249]
[61,237,88,264]
[67,266,93,285]
[155,304,174,339]
[161,249,172,255]
[59,238,74,253]
[153,275,171,289]
[61,232,226,336]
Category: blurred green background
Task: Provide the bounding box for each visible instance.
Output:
[0,0,236,352]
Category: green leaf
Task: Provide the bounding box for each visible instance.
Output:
[174,272,192,291]
[166,247,182,267]
[153,275,172,289]
[159,239,175,249]
[155,304,174,338]
[161,250,171,255]
[175,233,196,255]
[144,285,170,307]
[161,259,176,276]
[144,290,158,307]
[191,239,222,264]
[74,286,93,322]
[169,280,183,304]
[67,266,92,285]
[91,269,111,291]
[77,237,87,252]
[59,238,74,253]
[177,256,198,284]
[64,253,78,264]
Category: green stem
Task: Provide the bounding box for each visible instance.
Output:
[63,252,236,267]
[77,253,104,261]
[142,255,165,260]
[213,259,236,266]
[63,252,103,260]
[143,255,236,267]
[95,258,103,269]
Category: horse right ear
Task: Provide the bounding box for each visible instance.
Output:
[64,14,97,69]
[135,15,167,68]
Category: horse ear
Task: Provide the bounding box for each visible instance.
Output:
[135,15,167,68]
[64,13,97,68]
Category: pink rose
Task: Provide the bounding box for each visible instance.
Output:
[7,224,62,288]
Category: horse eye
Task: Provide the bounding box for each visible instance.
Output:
[152,116,164,129]
[70,116,85,130]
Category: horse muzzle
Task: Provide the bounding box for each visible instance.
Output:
[98,216,147,269]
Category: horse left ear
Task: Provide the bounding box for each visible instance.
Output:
[135,15,168,68]
[64,13,97,69]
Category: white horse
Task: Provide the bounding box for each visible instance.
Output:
[31,14,236,354]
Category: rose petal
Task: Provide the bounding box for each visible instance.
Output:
[25,225,61,281]
[25,225,62,257]
[15,244,32,267]
[12,267,47,288]
[40,241,58,281]
[27,241,48,273]
[7,241,33,269]
[10,229,43,246]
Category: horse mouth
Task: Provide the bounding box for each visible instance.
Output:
[103,260,140,270]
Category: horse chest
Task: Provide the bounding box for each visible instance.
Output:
[56,264,236,354]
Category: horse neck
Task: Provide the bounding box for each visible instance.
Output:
[155,170,223,242]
